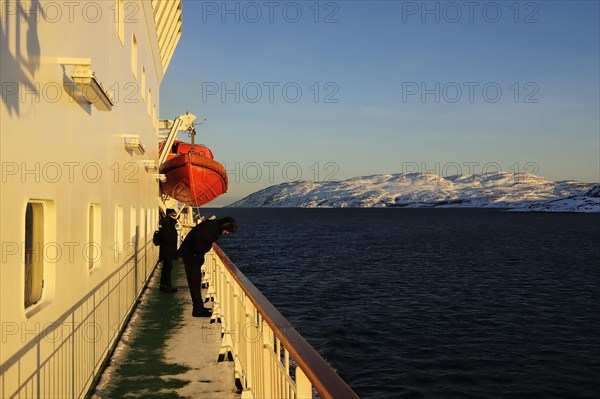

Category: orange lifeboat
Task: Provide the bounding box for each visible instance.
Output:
[159,140,228,206]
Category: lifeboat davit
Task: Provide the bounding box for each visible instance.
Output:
[159,140,228,206]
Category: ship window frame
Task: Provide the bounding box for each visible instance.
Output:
[115,204,124,255]
[88,203,102,271]
[141,66,146,101]
[140,207,146,246]
[146,209,152,240]
[132,34,138,79]
[24,201,45,309]
[130,206,137,246]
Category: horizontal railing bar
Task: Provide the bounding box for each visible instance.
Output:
[8,263,145,398]
[266,347,297,388]
[8,258,159,398]
[0,239,153,373]
[83,258,160,398]
[212,244,359,399]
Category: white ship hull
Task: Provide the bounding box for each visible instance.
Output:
[0,1,182,397]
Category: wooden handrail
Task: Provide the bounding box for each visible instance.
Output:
[212,244,360,399]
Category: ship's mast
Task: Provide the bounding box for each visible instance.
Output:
[188,117,206,153]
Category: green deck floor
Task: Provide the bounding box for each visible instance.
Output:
[91,261,239,399]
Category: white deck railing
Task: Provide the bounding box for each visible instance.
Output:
[203,245,360,399]
[0,235,158,399]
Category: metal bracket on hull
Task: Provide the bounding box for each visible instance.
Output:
[143,160,158,171]
[124,136,146,155]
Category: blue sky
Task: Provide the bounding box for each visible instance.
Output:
[160,1,600,206]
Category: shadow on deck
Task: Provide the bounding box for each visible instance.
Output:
[91,261,240,399]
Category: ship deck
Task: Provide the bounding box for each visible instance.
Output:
[91,261,240,399]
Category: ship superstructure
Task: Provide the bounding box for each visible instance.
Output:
[1,1,182,396]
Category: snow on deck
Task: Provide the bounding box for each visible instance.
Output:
[92,261,240,399]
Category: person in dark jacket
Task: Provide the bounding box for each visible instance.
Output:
[178,217,238,317]
[158,208,179,293]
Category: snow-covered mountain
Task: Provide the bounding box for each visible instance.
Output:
[228,173,599,213]
[585,185,600,197]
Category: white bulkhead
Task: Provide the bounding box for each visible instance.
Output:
[0,1,182,397]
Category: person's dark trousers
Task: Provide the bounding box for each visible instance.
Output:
[159,258,173,287]
[182,254,205,311]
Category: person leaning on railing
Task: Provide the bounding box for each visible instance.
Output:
[177,217,238,317]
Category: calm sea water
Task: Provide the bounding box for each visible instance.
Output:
[205,208,600,399]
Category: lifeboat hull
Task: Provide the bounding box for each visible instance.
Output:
[159,152,228,206]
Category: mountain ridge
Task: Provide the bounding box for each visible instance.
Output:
[228,172,599,212]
